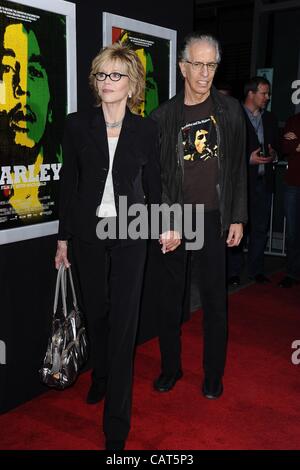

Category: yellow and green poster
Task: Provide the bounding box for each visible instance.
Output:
[0,0,68,242]
[103,13,177,118]
[112,27,170,117]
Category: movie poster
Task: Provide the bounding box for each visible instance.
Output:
[103,13,177,117]
[112,27,169,116]
[0,0,75,244]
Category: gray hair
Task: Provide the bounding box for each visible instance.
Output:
[179,32,221,64]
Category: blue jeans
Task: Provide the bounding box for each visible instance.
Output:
[284,185,300,279]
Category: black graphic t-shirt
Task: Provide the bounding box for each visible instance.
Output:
[182,96,219,210]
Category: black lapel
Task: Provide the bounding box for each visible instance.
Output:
[112,107,136,170]
[242,106,259,145]
[88,107,109,167]
[87,106,137,170]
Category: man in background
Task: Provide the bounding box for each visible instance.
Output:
[278,112,300,288]
[228,76,279,286]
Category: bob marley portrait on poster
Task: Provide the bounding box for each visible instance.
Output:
[103,13,177,117]
[0,0,75,244]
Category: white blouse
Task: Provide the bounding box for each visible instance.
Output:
[97,136,118,217]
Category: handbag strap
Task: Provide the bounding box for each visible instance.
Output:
[67,265,78,309]
[61,267,78,340]
[53,265,78,318]
[53,264,64,315]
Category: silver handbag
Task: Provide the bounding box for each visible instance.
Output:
[39,264,89,390]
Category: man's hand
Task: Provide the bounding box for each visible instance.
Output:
[159,231,181,253]
[55,240,70,269]
[284,132,297,140]
[250,147,272,165]
[227,223,243,247]
[284,131,300,151]
[267,144,278,162]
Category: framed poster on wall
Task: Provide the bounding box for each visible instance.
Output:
[0,0,76,244]
[103,12,177,117]
[257,67,273,111]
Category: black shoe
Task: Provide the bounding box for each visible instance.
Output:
[86,381,106,404]
[251,273,271,284]
[105,439,125,450]
[228,275,240,287]
[153,370,183,392]
[202,376,223,399]
[278,276,300,288]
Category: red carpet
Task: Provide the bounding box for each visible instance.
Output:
[0,272,299,450]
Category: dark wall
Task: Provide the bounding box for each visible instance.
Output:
[0,0,194,413]
[194,0,253,101]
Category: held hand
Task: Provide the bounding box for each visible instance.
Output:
[296,143,300,152]
[267,144,278,162]
[284,132,297,140]
[55,240,70,269]
[250,148,272,165]
[226,223,243,247]
[159,231,181,253]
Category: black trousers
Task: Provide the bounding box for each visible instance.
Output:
[248,178,272,277]
[157,210,228,378]
[72,237,146,441]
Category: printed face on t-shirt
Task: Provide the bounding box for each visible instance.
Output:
[182,116,218,162]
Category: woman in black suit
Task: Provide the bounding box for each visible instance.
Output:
[55,43,161,450]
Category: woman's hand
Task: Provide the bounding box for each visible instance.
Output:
[55,240,70,269]
[159,231,181,253]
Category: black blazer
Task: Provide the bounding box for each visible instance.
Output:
[243,107,279,192]
[58,107,161,242]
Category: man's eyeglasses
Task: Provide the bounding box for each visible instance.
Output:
[185,60,218,73]
[93,72,128,82]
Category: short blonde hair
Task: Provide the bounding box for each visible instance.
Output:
[89,42,145,113]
